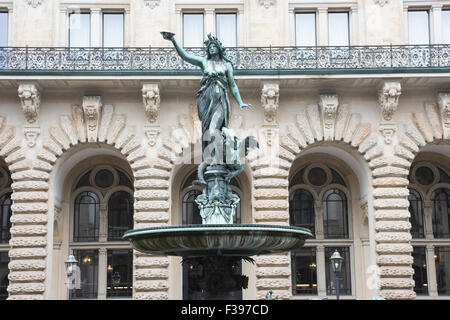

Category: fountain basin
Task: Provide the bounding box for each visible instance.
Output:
[123,224,312,257]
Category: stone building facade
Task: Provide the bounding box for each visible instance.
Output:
[0,0,449,300]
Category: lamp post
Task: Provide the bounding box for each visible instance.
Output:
[330,250,343,300]
[65,252,78,300]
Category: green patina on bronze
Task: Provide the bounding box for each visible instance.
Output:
[123,32,313,299]
[161,31,255,225]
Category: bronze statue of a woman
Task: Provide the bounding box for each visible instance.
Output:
[161,31,255,225]
[161,31,251,149]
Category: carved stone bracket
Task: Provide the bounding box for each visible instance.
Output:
[18,82,41,125]
[378,81,401,122]
[82,96,103,142]
[142,83,161,123]
[378,82,401,144]
[374,0,389,6]
[24,125,41,148]
[379,122,397,144]
[261,82,279,125]
[438,92,450,139]
[18,82,41,148]
[259,0,276,8]
[144,0,160,9]
[144,124,160,147]
[319,94,339,141]
[27,0,43,8]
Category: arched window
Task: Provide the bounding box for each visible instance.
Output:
[323,189,348,239]
[432,188,450,239]
[108,191,134,241]
[0,192,12,243]
[290,164,352,298]
[73,191,100,242]
[289,189,315,235]
[70,165,134,299]
[409,160,450,296]
[408,188,425,238]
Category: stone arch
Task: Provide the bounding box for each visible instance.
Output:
[48,150,134,299]
[242,103,377,299]
[287,151,370,298]
[4,103,171,300]
[0,115,51,300]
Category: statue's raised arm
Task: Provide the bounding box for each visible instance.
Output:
[161,31,203,68]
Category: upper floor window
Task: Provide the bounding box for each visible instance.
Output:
[408,10,430,44]
[443,10,450,44]
[0,12,7,47]
[69,12,90,48]
[328,12,349,46]
[216,13,237,47]
[103,13,124,48]
[295,12,316,47]
[183,13,204,47]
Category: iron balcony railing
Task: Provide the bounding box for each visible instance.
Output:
[0,45,450,74]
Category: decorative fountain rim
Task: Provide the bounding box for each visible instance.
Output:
[123,224,313,257]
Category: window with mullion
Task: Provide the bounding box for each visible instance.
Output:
[107,191,133,241]
[216,13,237,47]
[107,249,133,298]
[183,13,204,48]
[412,246,428,295]
[432,188,450,238]
[325,247,351,296]
[291,247,317,295]
[289,189,315,236]
[408,188,425,238]
[443,10,450,44]
[323,188,349,239]
[73,191,100,242]
[435,246,450,295]
[0,193,11,243]
[0,12,7,47]
[69,12,90,48]
[72,250,98,299]
[408,10,430,45]
[0,252,9,300]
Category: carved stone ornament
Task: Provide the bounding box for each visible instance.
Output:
[144,0,160,9]
[378,82,401,121]
[18,82,41,124]
[24,125,41,148]
[261,82,279,124]
[263,127,276,147]
[142,83,161,123]
[374,0,389,6]
[27,0,43,8]
[144,124,160,147]
[259,0,276,8]
[379,122,397,144]
[319,94,339,141]
[438,92,450,139]
[82,96,102,142]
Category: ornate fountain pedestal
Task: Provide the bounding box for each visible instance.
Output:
[123,224,312,299]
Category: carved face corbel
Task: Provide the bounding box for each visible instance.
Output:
[319,94,339,141]
[18,83,41,124]
[82,96,102,142]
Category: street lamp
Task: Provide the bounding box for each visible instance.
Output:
[65,252,78,300]
[330,250,343,300]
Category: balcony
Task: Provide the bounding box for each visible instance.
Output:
[0,45,450,75]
